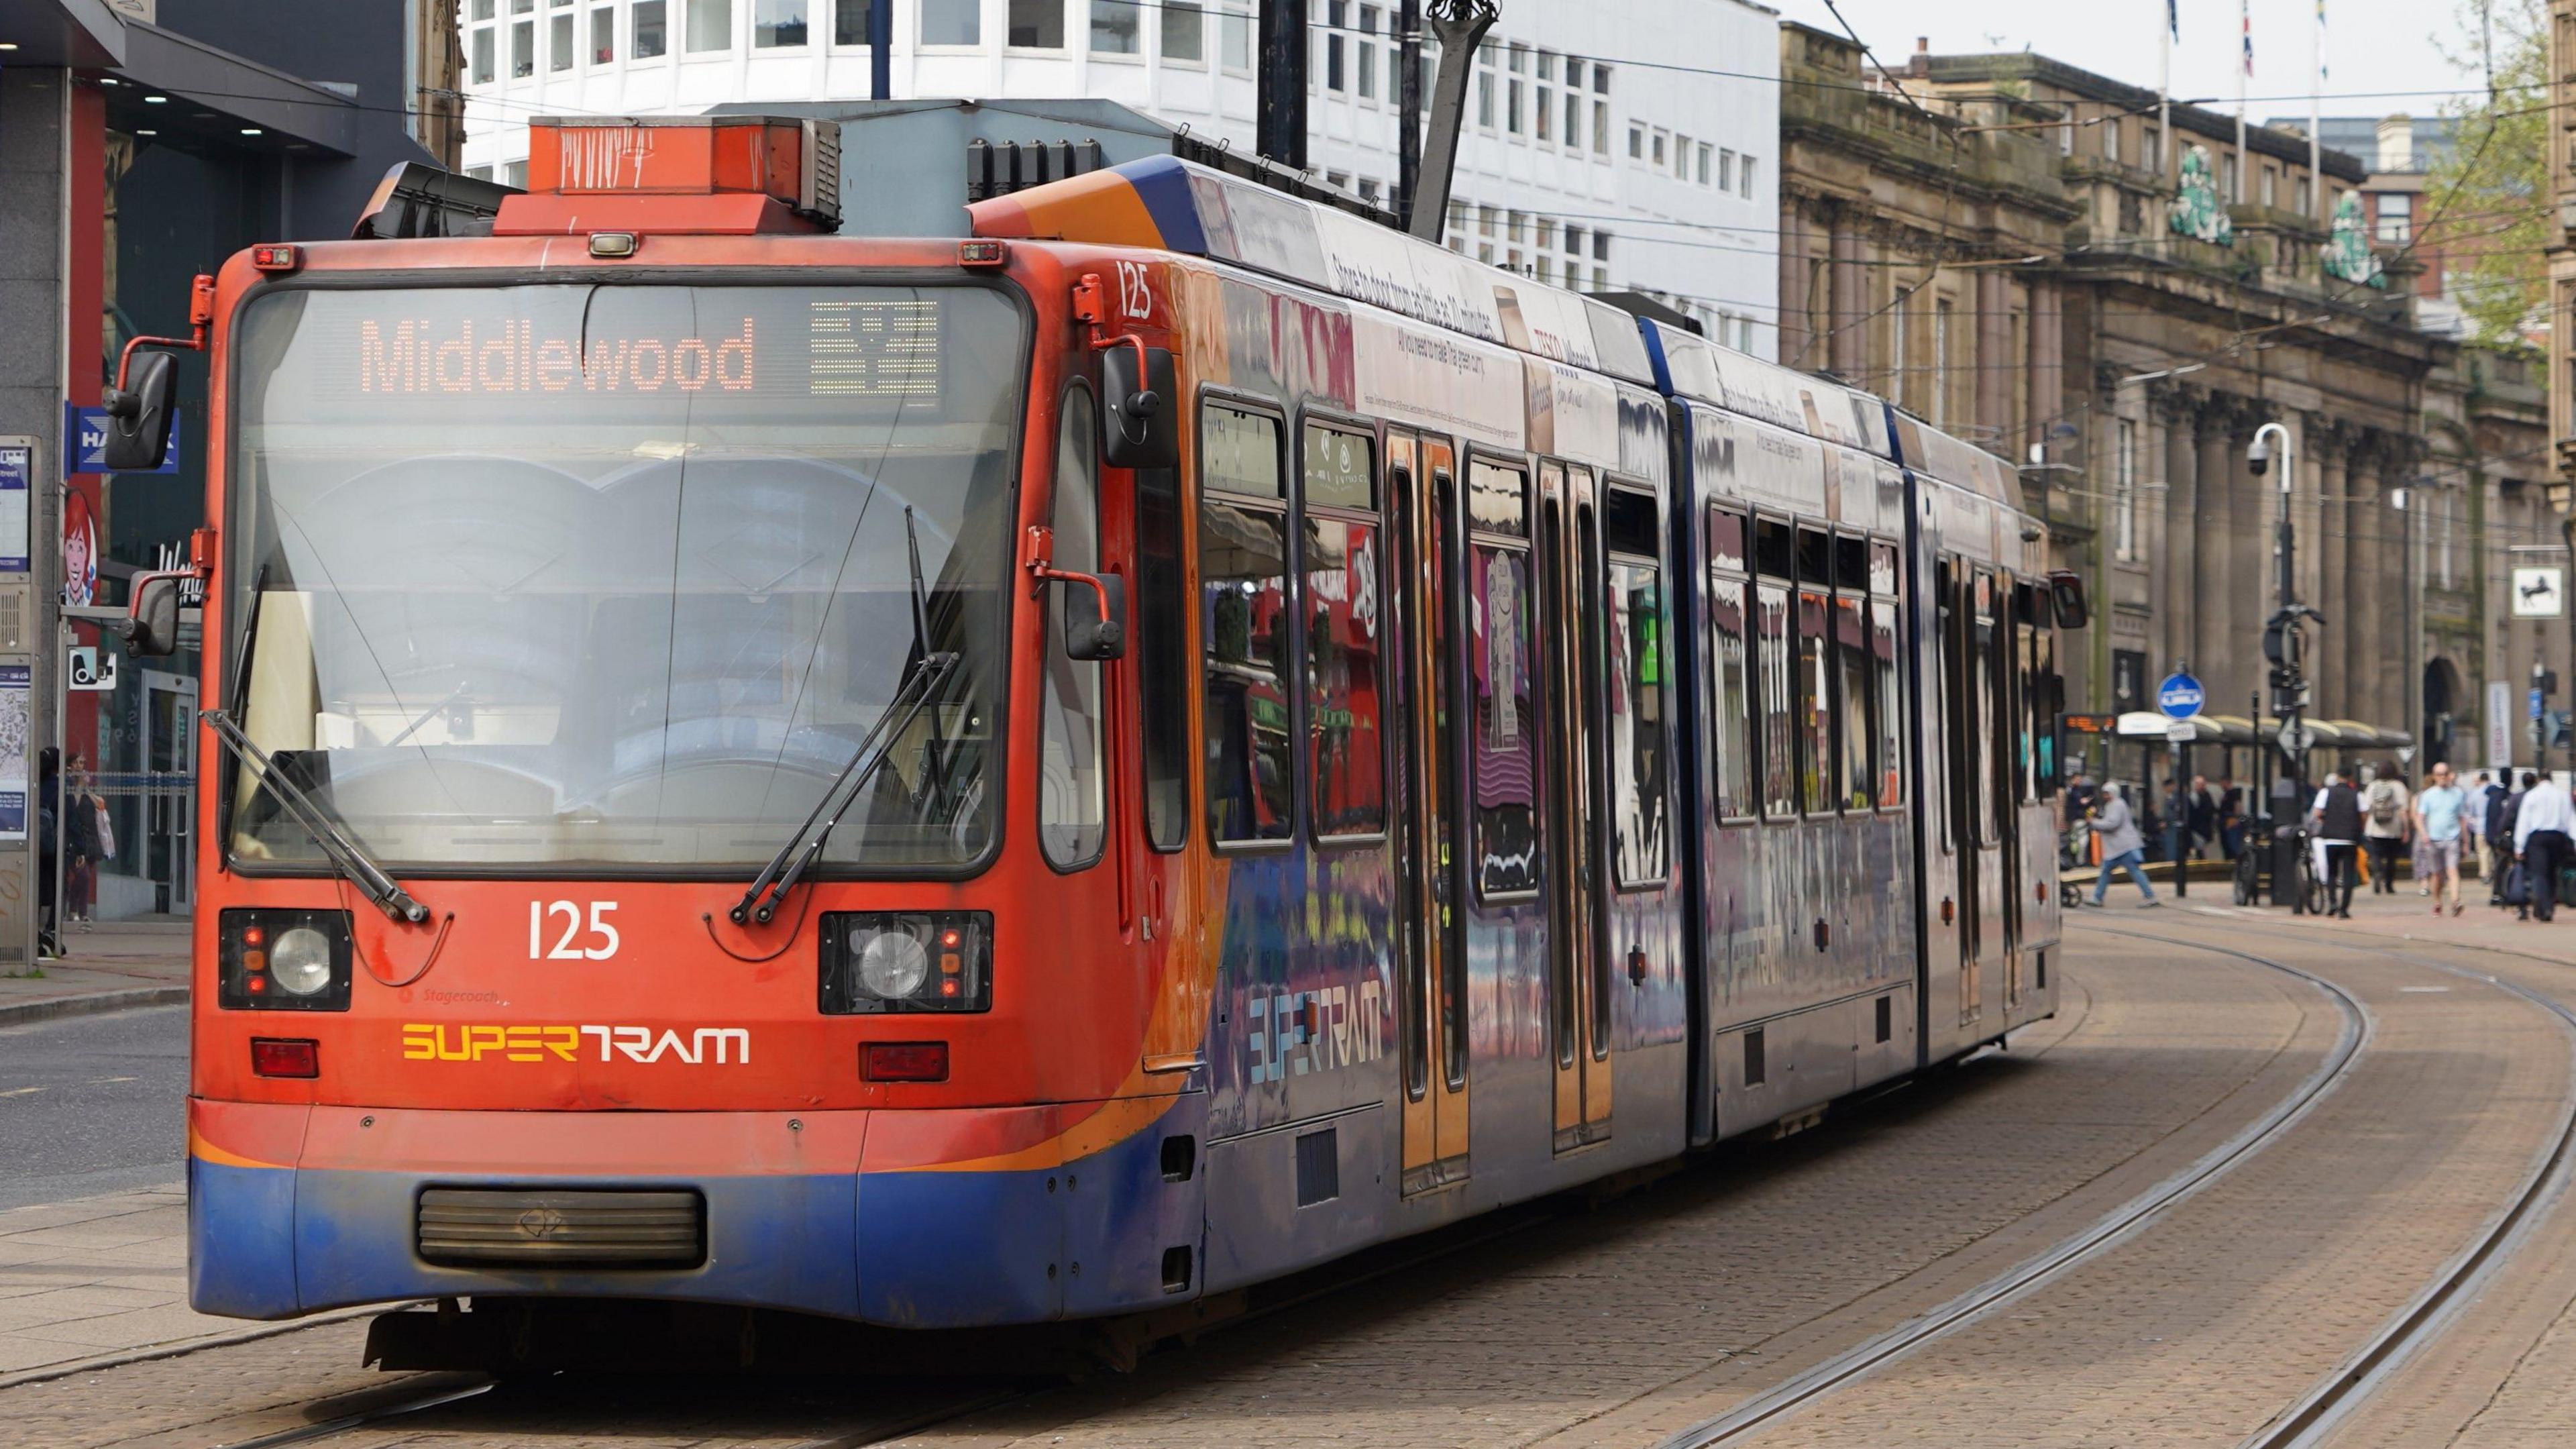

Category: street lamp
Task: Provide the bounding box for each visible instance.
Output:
[2249,421,2316,908]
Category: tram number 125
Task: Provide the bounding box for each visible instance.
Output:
[530,901,622,960]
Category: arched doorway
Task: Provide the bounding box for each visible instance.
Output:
[2423,657,2463,767]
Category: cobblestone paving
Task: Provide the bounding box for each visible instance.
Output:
[1706,912,2571,1448]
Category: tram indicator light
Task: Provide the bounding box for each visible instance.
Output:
[861,1041,949,1083]
[250,1038,320,1079]
[250,244,300,272]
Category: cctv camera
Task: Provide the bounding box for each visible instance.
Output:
[2247,436,2271,476]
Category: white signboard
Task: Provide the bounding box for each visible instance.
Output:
[2489,679,2515,770]
[2512,566,2565,619]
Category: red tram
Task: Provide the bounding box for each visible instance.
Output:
[101,115,2080,1357]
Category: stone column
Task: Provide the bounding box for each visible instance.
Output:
[1975,270,2008,441]
[2193,397,2235,689]
[2027,283,2063,459]
[1828,216,1864,378]
[2155,384,2200,674]
[2342,434,2385,729]
[2224,401,2274,714]
[1778,202,1811,366]
[2313,427,2351,720]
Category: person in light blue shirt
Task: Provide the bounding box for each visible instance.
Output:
[2414,762,2469,917]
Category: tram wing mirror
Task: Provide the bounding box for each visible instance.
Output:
[1059,571,1127,662]
[117,573,184,657]
[101,350,178,474]
[2047,570,2090,631]
[1100,343,1177,470]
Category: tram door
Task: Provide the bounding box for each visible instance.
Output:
[1995,575,2027,1012]
[1539,461,1612,1151]
[1937,559,1982,1025]
[1392,431,1470,1195]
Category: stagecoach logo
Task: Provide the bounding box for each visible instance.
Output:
[516,1206,568,1241]
[400,1023,752,1066]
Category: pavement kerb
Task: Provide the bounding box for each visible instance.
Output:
[0,1301,419,1393]
[0,985,189,1028]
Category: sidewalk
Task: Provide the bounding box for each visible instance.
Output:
[2176,880,2576,946]
[0,924,191,1026]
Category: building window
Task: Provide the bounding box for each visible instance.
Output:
[1091,0,1138,52]
[1161,0,1202,60]
[633,0,667,55]
[1221,2,1249,69]
[1477,66,1495,128]
[2114,417,2139,561]
[2222,151,2237,201]
[1593,99,1609,155]
[1651,129,1666,167]
[1322,0,1345,89]
[1505,55,1522,131]
[921,0,977,44]
[1593,229,1609,262]
[753,0,805,44]
[1933,299,1952,424]
[512,17,535,73]
[833,0,871,42]
[1627,123,1643,160]
[1739,155,1756,198]
[592,5,616,60]
[504,158,531,187]
[1564,90,1581,150]
[2145,123,2162,170]
[1890,292,1909,409]
[2112,649,2147,713]
[472,23,497,80]
[2260,164,2276,208]
[1356,5,1378,99]
[685,0,730,50]
[1674,132,1690,178]
[1535,67,1552,140]
[2377,192,2412,244]
[550,9,575,66]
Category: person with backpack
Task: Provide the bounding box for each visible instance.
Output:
[2310,771,2365,918]
[2362,761,2412,896]
[2491,774,2528,908]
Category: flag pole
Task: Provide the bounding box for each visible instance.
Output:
[2311,1,2325,224]
[2160,0,2174,184]
[2236,0,2250,203]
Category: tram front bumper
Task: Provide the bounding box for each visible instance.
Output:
[184,1098,1116,1328]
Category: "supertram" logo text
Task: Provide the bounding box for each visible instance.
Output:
[400,1024,751,1066]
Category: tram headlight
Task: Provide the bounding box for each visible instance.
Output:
[820,911,992,1014]
[268,928,333,996]
[217,908,354,1012]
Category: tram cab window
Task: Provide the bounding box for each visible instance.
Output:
[2020,582,2061,800]
[1871,541,1903,809]
[1753,517,1796,819]
[1794,525,1834,814]
[1605,486,1667,884]
[1201,402,1295,846]
[1301,422,1386,839]
[1137,443,1189,851]
[1468,459,1542,898]
[1831,535,1872,812]
[1039,386,1108,869]
[1706,506,1754,822]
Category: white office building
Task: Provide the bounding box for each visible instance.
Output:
[459,0,1780,354]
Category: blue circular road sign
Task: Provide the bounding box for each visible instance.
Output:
[2156,672,2205,719]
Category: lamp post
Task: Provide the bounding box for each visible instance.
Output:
[2250,421,2318,908]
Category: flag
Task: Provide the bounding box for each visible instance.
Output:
[2317,0,2327,83]
[2241,1,2255,76]
[2169,0,2180,40]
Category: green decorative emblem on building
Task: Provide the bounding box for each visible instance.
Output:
[2169,145,2235,247]
[2322,191,2386,288]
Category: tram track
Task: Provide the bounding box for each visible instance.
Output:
[1655,924,2376,1448]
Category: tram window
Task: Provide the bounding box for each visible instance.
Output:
[1754,517,1793,580]
[1709,576,1755,820]
[1872,598,1903,808]
[1137,458,1189,851]
[1833,535,1868,593]
[1935,558,1960,853]
[1708,506,1747,575]
[1304,425,1385,839]
[1469,463,1542,898]
[1201,403,1295,847]
[1756,582,1796,818]
[1869,540,1899,598]
[1039,385,1108,870]
[1468,458,1529,537]
[1798,583,1833,813]
[1972,572,1999,848]
[1794,526,1831,588]
[2030,604,2061,799]
[2013,584,2039,806]
[1607,490,1667,885]
[1835,594,1872,811]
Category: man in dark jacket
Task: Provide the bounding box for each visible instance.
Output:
[2187,775,2218,859]
[2490,776,2527,908]
[2219,779,2247,859]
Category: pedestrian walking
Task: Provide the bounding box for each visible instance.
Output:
[2470,771,2501,886]
[2513,771,2573,924]
[2086,781,2159,908]
[2310,771,2364,918]
[2492,774,2528,908]
[2187,774,2217,861]
[2362,762,2411,895]
[62,753,99,929]
[2414,762,2470,918]
[2219,777,2246,859]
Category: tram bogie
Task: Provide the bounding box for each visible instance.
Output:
[139,121,2081,1342]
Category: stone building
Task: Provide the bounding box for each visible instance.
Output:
[1780,25,2471,761]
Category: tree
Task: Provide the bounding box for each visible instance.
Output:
[2430,0,2551,347]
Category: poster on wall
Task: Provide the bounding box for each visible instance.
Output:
[61,490,96,608]
[2489,679,2516,773]
[0,445,28,574]
[0,665,28,839]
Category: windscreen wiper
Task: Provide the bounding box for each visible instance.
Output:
[201,707,430,924]
[731,508,953,928]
